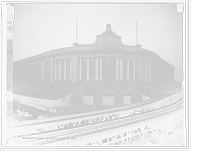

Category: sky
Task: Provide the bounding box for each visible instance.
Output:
[12,3,183,81]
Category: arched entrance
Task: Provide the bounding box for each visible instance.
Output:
[82,87,93,104]
[124,88,133,105]
[103,88,115,107]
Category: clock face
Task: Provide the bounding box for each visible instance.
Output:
[106,36,112,42]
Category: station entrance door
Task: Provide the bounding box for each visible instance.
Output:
[124,88,133,104]
[82,87,93,105]
[103,87,115,106]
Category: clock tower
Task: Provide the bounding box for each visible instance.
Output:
[94,23,123,45]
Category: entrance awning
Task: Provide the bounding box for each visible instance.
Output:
[12,89,71,100]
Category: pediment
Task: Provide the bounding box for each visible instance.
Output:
[93,24,123,45]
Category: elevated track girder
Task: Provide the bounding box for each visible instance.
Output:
[8,92,181,137]
[11,98,183,146]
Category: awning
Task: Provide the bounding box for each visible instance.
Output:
[12,89,71,100]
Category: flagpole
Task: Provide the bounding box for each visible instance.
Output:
[136,19,138,45]
[76,17,78,44]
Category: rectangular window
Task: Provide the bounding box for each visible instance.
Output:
[91,67,94,74]
[90,58,95,64]
[106,58,110,64]
[105,67,111,74]
[83,58,87,64]
[111,67,115,74]
[83,67,87,74]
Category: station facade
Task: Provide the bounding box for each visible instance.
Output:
[13,24,175,109]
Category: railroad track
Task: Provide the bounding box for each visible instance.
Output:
[8,92,183,136]
[7,94,183,146]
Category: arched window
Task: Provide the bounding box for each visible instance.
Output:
[103,87,115,95]
[124,88,132,94]
[124,88,133,96]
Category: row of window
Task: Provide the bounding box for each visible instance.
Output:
[13,63,42,72]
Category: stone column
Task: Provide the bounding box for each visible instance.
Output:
[148,61,151,82]
[95,57,99,81]
[141,60,144,82]
[79,58,82,81]
[54,60,58,81]
[116,58,119,81]
[144,60,147,82]
[41,61,44,83]
[99,57,103,81]
[66,58,70,81]
[87,58,90,81]
[126,58,129,82]
[64,58,67,81]
[120,58,123,81]
[69,58,72,81]
[151,62,153,83]
[133,59,136,81]
[58,59,62,81]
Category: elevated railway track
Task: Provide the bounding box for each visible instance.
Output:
[8,93,183,146]
[8,91,181,137]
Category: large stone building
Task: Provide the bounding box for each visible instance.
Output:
[13,24,175,110]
